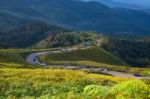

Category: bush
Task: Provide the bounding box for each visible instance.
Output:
[110,80,150,99]
[83,80,150,99]
[83,85,110,98]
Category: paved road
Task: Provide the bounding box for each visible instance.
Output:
[26,48,80,66]
[101,71,149,79]
[26,48,149,79]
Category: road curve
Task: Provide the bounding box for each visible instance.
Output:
[26,48,149,79]
[26,48,81,66]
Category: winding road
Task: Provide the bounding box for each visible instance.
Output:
[26,48,79,65]
[26,48,149,79]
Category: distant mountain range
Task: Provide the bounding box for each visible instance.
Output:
[0,0,150,38]
[83,0,150,9]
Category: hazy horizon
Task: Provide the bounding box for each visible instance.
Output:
[82,0,150,7]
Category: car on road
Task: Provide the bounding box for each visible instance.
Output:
[134,73,141,77]
[36,53,41,55]
[33,59,36,61]
[41,63,46,66]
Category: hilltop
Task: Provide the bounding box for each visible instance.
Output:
[34,32,106,48]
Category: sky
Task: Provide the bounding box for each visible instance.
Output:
[114,0,150,6]
[83,0,150,7]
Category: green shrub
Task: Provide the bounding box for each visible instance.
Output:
[83,85,110,98]
[110,80,150,99]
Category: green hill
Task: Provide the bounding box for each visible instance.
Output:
[0,49,29,68]
[40,48,128,66]
[102,38,150,67]
[0,21,69,48]
[0,49,46,68]
[34,32,106,48]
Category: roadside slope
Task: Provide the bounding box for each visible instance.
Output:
[39,48,128,66]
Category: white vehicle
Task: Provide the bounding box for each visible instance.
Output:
[36,53,41,56]
[41,63,46,66]
[34,61,40,64]
[61,49,65,51]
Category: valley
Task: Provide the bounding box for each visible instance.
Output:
[0,0,150,98]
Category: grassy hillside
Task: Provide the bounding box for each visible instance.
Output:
[0,49,34,68]
[40,48,127,66]
[1,68,150,99]
[39,48,150,77]
[0,49,48,68]
[0,48,149,77]
[0,48,150,98]
[0,48,66,68]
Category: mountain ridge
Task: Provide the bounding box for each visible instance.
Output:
[0,0,150,38]
[83,0,150,9]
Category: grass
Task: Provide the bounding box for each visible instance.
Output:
[0,49,32,68]
[0,49,27,64]
[39,48,150,77]
[0,68,133,98]
[0,68,149,99]
[0,48,150,98]
[39,48,128,66]
[39,60,150,77]
[0,48,63,68]
[0,48,149,76]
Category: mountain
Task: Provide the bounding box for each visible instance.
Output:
[83,0,150,9]
[144,9,150,14]
[0,21,69,48]
[83,0,144,9]
[114,0,150,8]
[1,0,150,38]
[140,36,150,42]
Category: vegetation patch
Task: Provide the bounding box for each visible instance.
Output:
[0,69,149,99]
[39,48,127,66]
[102,38,150,67]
